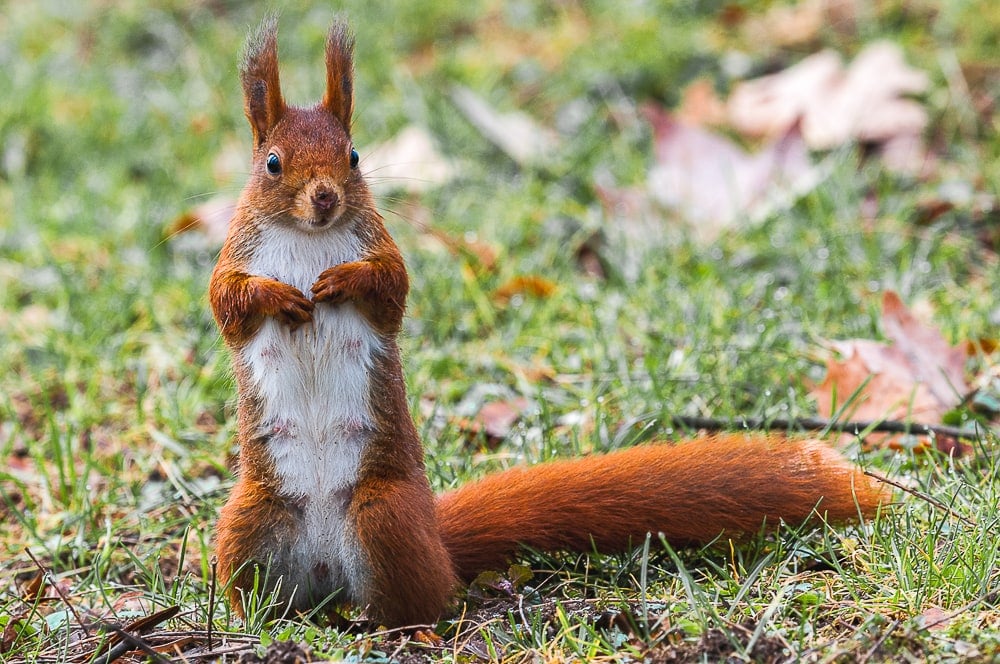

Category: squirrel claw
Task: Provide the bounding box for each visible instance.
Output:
[311,283,345,304]
[311,266,353,304]
[263,281,314,329]
[277,298,315,329]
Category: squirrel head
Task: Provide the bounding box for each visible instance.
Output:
[239,16,367,232]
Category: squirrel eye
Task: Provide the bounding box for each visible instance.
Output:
[265,152,282,175]
[350,147,359,170]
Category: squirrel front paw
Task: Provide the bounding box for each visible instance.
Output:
[311,260,406,334]
[311,262,369,305]
[258,279,315,330]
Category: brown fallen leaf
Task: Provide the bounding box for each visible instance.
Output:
[493,275,557,304]
[644,104,821,241]
[413,629,445,646]
[425,228,500,273]
[675,78,728,127]
[811,291,970,451]
[451,85,560,167]
[917,606,953,631]
[384,199,500,273]
[728,42,929,171]
[479,399,529,439]
[19,570,45,602]
[807,43,929,146]
[118,605,181,635]
[741,0,861,49]
[1,612,30,654]
[456,398,531,448]
[728,50,843,141]
[879,291,968,407]
[168,195,236,245]
[362,125,455,194]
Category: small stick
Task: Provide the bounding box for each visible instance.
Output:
[859,618,901,664]
[670,415,980,441]
[100,624,171,664]
[919,589,998,631]
[862,470,977,527]
[23,548,90,637]
[207,555,218,652]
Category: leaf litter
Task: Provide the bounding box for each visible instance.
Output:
[643,103,823,242]
[810,291,995,452]
[727,41,930,171]
[450,85,560,168]
[595,40,933,246]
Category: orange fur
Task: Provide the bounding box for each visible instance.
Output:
[211,17,889,629]
[436,435,885,580]
[209,271,314,345]
[311,240,409,335]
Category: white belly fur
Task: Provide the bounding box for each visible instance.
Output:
[243,223,380,603]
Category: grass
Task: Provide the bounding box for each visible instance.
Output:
[1,0,999,661]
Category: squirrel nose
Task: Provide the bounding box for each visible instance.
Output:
[311,187,339,212]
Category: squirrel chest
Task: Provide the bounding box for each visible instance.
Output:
[240,223,380,604]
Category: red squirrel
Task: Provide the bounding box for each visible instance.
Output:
[210,17,887,628]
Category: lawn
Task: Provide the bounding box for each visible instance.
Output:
[1,1,998,661]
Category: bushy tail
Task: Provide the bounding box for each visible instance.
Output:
[435,435,886,580]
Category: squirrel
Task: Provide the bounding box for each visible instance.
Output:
[209,17,887,629]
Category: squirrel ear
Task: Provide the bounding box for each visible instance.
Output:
[240,14,286,147]
[322,18,355,130]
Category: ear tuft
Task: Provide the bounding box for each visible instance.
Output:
[322,17,355,130]
[240,13,286,146]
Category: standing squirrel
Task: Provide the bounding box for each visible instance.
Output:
[210,17,886,629]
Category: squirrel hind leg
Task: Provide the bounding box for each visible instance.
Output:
[349,474,459,627]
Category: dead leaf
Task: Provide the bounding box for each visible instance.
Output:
[418,226,500,273]
[167,196,235,245]
[727,42,929,168]
[880,291,968,406]
[912,182,1000,247]
[477,399,529,440]
[743,0,827,48]
[451,85,560,167]
[455,398,531,448]
[493,275,557,304]
[811,291,970,450]
[676,79,728,127]
[807,42,929,144]
[917,606,952,631]
[575,233,607,280]
[742,0,863,48]
[119,605,180,635]
[1,612,31,654]
[111,590,156,615]
[362,125,456,194]
[20,571,45,602]
[644,104,821,241]
[728,50,843,140]
[717,4,748,29]
[413,629,445,646]
[961,61,1000,122]
[967,338,998,356]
